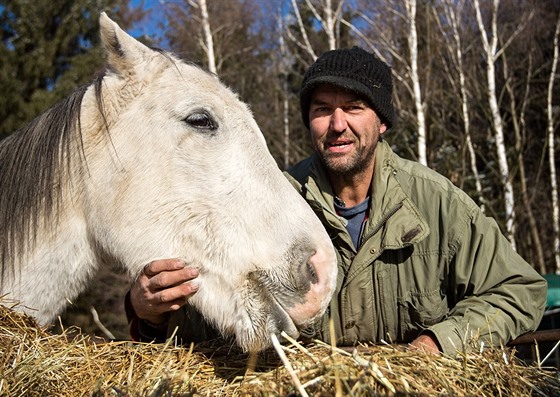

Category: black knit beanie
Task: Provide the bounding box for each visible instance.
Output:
[300,46,395,129]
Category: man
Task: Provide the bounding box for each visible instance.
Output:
[126,47,547,355]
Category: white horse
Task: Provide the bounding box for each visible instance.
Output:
[0,13,337,352]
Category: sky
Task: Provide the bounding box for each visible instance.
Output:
[129,0,168,43]
[127,0,289,47]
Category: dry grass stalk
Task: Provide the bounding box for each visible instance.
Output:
[1,303,559,396]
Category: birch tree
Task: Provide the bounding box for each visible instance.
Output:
[278,11,292,169]
[404,0,427,166]
[502,50,545,273]
[165,0,264,79]
[286,0,345,61]
[549,13,560,272]
[435,0,485,211]
[287,0,318,60]
[473,0,516,248]
[188,0,217,74]
[483,1,543,271]
[302,0,344,51]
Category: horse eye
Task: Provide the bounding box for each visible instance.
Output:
[184,111,217,130]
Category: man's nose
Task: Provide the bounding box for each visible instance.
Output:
[330,108,347,132]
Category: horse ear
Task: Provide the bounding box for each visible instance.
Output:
[99,12,152,75]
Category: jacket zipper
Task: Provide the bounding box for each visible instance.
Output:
[359,202,404,249]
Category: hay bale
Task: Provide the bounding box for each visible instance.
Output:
[1,303,559,396]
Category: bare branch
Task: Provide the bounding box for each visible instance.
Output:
[290,0,318,60]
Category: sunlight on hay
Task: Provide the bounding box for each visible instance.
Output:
[1,301,559,396]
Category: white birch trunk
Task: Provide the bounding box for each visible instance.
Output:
[198,0,217,75]
[502,51,546,273]
[404,0,427,166]
[549,14,560,273]
[283,85,290,170]
[439,0,485,211]
[474,0,516,249]
[322,0,336,50]
[278,13,291,169]
[288,0,345,60]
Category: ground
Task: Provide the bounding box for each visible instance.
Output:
[53,265,132,340]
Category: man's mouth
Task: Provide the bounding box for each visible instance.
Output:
[327,140,353,153]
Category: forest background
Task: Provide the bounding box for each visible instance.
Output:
[1,0,559,339]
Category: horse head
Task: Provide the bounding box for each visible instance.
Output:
[0,13,337,352]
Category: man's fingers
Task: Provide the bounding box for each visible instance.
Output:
[151,282,199,308]
[147,267,199,290]
[408,334,441,355]
[143,258,186,277]
[131,259,200,324]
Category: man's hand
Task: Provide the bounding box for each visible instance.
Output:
[409,333,442,356]
[130,258,200,325]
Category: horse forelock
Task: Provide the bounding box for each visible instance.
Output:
[0,83,93,281]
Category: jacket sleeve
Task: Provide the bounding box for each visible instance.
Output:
[427,208,547,355]
[125,291,220,345]
[166,304,221,345]
[124,291,168,343]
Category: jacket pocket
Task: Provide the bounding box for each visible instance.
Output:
[398,289,448,341]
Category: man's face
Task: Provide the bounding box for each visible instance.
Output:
[308,85,387,176]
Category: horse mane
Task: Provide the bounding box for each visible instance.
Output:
[0,75,105,280]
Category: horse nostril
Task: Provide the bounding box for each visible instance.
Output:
[306,260,319,284]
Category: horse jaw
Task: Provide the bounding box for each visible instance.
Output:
[181,271,300,353]
[179,228,337,352]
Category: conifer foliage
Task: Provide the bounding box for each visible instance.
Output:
[0,0,145,138]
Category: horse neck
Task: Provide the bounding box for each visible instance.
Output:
[0,85,90,272]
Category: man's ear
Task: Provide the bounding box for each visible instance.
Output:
[380,123,388,135]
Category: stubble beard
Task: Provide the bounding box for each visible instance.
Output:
[318,142,377,177]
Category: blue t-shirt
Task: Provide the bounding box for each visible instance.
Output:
[334,197,369,250]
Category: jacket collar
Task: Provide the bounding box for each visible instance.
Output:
[304,140,430,250]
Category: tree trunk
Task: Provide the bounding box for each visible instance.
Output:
[405,0,427,166]
[439,0,485,211]
[502,52,546,274]
[549,13,560,273]
[474,0,517,249]
[289,0,317,60]
[198,0,217,74]
[279,14,291,169]
[321,0,337,50]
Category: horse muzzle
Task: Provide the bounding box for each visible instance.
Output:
[250,239,337,335]
[283,246,337,328]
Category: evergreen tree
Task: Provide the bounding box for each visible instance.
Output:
[0,0,145,138]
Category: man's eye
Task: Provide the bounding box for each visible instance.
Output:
[184,111,218,130]
[346,104,364,111]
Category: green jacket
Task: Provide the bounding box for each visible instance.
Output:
[285,140,547,355]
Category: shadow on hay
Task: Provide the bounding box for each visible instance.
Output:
[188,338,284,381]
